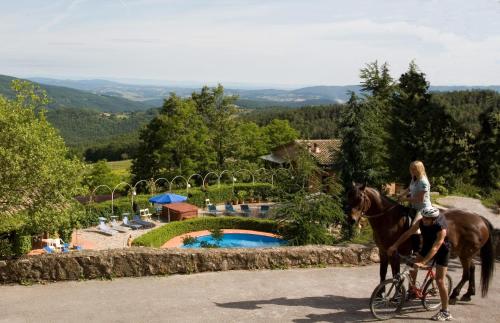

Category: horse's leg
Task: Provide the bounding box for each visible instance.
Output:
[379,251,389,282]
[389,254,400,278]
[449,256,471,305]
[460,262,476,302]
[377,252,389,296]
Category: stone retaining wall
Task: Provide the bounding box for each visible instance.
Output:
[0,245,379,284]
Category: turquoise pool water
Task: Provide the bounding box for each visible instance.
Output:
[182,233,286,248]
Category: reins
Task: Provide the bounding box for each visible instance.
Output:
[358,189,400,219]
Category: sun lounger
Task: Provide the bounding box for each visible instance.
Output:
[240,204,251,217]
[207,204,221,216]
[122,216,142,230]
[259,205,270,218]
[132,215,155,228]
[224,203,237,216]
[97,222,116,236]
[43,246,54,254]
[111,218,129,233]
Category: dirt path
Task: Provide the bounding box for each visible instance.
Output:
[436,196,500,228]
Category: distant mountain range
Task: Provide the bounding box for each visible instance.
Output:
[1,75,153,112]
[2,74,500,113]
[28,76,500,109]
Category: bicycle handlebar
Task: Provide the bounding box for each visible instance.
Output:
[396,253,433,270]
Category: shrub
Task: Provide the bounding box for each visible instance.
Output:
[273,193,346,246]
[13,234,32,255]
[132,217,279,247]
[0,238,14,258]
[452,181,481,198]
[481,190,500,210]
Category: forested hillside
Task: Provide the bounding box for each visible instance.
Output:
[240,105,344,139]
[0,75,152,112]
[431,90,500,134]
[46,107,156,146]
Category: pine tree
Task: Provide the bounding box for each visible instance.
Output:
[390,62,473,184]
[337,92,390,189]
[475,103,500,189]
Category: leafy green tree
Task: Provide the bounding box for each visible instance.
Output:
[192,85,238,168]
[475,103,500,189]
[271,149,345,245]
[132,94,215,182]
[81,160,121,194]
[232,122,268,161]
[0,80,83,233]
[262,119,299,150]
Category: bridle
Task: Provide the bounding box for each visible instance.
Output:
[353,189,398,219]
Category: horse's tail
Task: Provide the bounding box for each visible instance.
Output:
[479,216,495,297]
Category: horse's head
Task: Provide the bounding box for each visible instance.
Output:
[346,182,370,224]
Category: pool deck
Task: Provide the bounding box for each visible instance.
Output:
[162,229,280,248]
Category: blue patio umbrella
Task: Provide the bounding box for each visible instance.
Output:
[149,193,188,222]
[149,193,187,204]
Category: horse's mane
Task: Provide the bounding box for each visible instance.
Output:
[366,186,411,217]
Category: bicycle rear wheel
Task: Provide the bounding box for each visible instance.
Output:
[422,274,453,310]
[370,278,406,320]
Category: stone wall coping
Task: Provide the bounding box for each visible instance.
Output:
[0,244,379,284]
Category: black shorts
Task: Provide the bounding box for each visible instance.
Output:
[419,244,450,267]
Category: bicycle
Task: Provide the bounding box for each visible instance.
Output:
[369,255,453,320]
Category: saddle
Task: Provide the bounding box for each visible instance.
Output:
[403,208,421,253]
[403,208,417,231]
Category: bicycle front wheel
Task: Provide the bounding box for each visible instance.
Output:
[370,278,406,320]
[422,274,453,310]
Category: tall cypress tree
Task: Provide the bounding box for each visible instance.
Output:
[475,102,500,189]
[337,92,390,190]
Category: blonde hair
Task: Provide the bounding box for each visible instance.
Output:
[410,160,427,179]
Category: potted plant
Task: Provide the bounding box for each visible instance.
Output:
[237,190,247,204]
[232,197,238,205]
[255,194,261,203]
[248,189,255,203]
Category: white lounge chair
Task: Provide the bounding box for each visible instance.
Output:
[97,222,116,236]
[111,218,129,233]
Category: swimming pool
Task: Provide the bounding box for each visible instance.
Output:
[182,233,286,248]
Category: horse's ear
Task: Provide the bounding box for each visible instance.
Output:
[360,182,367,191]
[351,181,356,188]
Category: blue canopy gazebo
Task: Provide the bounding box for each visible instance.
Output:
[149,193,188,222]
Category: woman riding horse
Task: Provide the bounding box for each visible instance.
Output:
[346,183,495,305]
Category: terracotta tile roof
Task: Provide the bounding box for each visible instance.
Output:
[295,139,341,166]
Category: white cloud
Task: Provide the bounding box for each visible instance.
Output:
[0,1,498,85]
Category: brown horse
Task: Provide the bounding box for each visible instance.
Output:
[346,183,495,304]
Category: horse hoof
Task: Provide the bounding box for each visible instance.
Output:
[449,297,457,305]
[460,295,472,302]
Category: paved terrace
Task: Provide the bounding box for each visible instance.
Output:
[0,258,498,322]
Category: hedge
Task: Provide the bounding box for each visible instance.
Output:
[13,234,32,256]
[132,216,280,248]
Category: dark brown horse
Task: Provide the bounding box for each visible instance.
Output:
[346,183,495,304]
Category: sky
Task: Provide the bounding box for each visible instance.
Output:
[0,0,499,88]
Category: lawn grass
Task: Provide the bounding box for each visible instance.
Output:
[107,159,132,178]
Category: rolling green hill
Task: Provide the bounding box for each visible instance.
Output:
[0,74,153,112]
[45,107,157,147]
